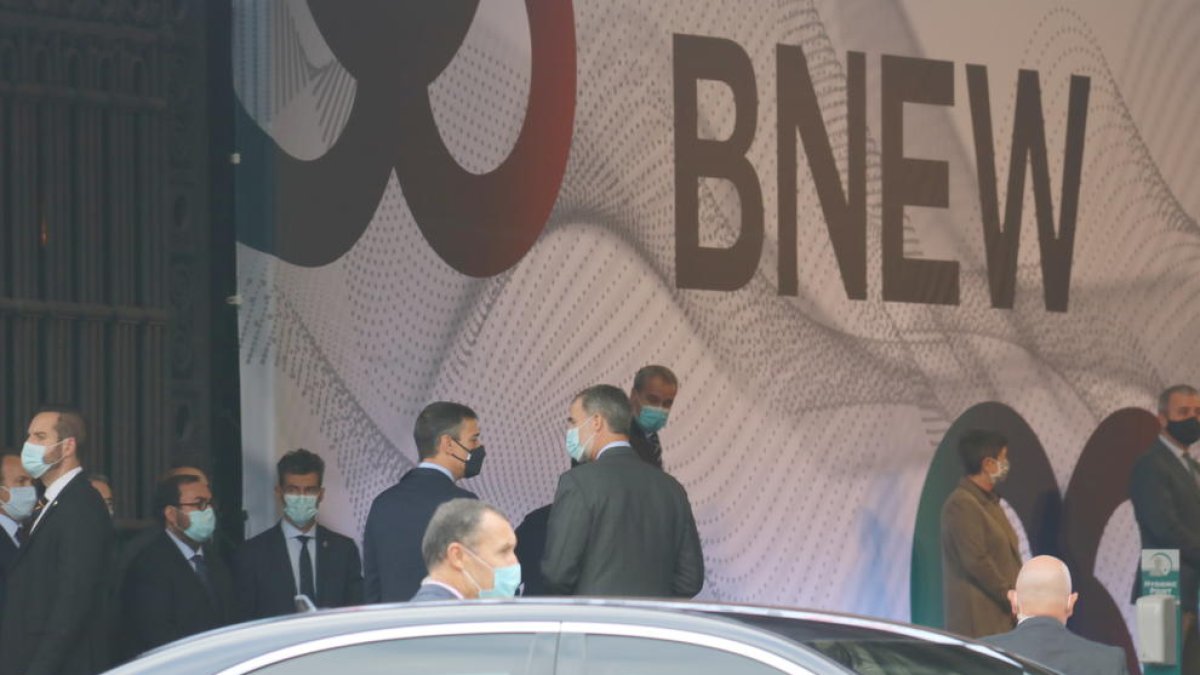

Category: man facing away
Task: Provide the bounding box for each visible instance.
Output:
[363,402,485,602]
[940,429,1023,638]
[235,448,362,619]
[542,384,704,597]
[983,555,1127,675]
[411,498,520,601]
[0,406,113,675]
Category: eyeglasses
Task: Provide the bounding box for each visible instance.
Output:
[177,499,212,511]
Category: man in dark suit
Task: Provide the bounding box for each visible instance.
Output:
[235,448,362,619]
[0,451,35,611]
[983,556,1127,675]
[543,385,704,597]
[363,401,484,602]
[1129,384,1200,669]
[0,406,114,675]
[411,498,519,601]
[627,365,679,470]
[118,474,234,659]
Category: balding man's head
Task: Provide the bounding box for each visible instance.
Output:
[1008,555,1078,624]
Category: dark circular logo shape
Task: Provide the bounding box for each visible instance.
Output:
[236,1,576,277]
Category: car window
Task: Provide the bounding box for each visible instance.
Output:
[580,635,792,675]
[805,640,1055,675]
[249,633,553,675]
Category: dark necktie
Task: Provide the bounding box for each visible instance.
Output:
[191,553,215,598]
[297,535,316,601]
[18,495,49,543]
[1186,454,1200,486]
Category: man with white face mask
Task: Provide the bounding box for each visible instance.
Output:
[940,429,1023,638]
[234,448,363,619]
[0,406,113,675]
[628,365,680,470]
[542,384,704,597]
[0,451,35,610]
[118,473,234,659]
[412,499,520,601]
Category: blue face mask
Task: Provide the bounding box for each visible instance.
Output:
[565,417,596,463]
[465,547,522,599]
[182,506,216,543]
[637,406,670,434]
[283,494,319,526]
[21,439,67,479]
[1,485,38,521]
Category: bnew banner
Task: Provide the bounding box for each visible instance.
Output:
[232,0,1200,652]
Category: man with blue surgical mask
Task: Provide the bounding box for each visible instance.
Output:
[0,451,35,610]
[118,474,235,658]
[0,406,113,675]
[628,365,679,470]
[234,448,363,619]
[411,498,520,601]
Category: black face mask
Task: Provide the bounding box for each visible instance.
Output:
[1166,418,1200,447]
[452,439,486,479]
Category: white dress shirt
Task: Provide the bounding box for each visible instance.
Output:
[166,527,204,572]
[281,518,319,596]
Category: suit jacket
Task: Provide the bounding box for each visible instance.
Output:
[514,504,553,596]
[119,530,235,659]
[542,445,704,597]
[234,521,363,620]
[983,616,1128,675]
[1129,437,1200,612]
[0,526,17,612]
[940,477,1022,638]
[0,473,113,675]
[409,582,461,602]
[363,467,477,603]
[628,418,664,469]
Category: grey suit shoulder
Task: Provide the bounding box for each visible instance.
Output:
[409,582,460,603]
[983,617,1127,675]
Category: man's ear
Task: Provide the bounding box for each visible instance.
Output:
[1066,591,1078,618]
[274,484,283,502]
[317,486,326,504]
[446,542,466,570]
[1007,589,1019,618]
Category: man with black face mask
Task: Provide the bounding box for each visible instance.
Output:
[1130,384,1200,670]
[363,402,483,603]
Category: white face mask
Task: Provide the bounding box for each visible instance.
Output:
[22,439,67,479]
[0,485,38,521]
[988,457,1011,483]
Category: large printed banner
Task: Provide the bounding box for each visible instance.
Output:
[232,0,1200,647]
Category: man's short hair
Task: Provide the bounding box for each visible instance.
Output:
[0,450,15,482]
[413,402,477,460]
[35,405,87,458]
[1158,385,1199,415]
[154,473,203,524]
[633,365,679,392]
[957,429,1008,475]
[575,385,633,436]
[168,451,212,480]
[421,498,503,569]
[277,448,325,486]
[89,473,111,486]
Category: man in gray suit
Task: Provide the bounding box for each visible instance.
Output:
[542,384,704,597]
[983,556,1127,675]
[410,499,520,602]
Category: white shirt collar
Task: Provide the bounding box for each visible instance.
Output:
[0,513,19,546]
[418,461,456,482]
[42,466,83,504]
[166,527,201,562]
[420,578,464,599]
[595,441,632,460]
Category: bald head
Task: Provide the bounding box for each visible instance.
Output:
[1008,555,1077,624]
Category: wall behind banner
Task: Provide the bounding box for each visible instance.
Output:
[231,0,1200,640]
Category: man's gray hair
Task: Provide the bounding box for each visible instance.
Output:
[575,384,632,436]
[633,365,679,392]
[1158,385,1199,414]
[421,498,504,569]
